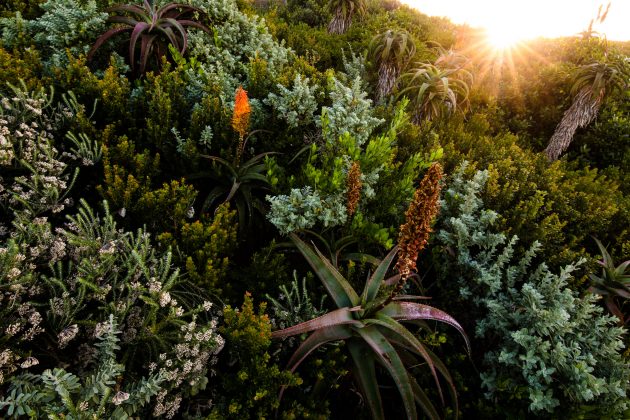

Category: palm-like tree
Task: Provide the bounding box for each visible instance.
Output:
[544,58,628,160]
[431,43,469,71]
[368,29,416,101]
[397,62,472,123]
[327,0,366,35]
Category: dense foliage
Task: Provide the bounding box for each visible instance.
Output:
[0,0,628,418]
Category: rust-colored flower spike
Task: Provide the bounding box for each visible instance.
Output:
[232,86,251,137]
[373,163,443,310]
[396,162,443,278]
[346,161,362,217]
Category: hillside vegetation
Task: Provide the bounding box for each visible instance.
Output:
[0,0,628,418]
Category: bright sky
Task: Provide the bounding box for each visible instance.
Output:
[401,0,630,43]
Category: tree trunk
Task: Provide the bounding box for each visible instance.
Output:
[544,88,603,160]
[376,64,398,102]
[328,8,350,34]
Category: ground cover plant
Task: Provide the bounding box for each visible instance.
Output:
[0,0,628,418]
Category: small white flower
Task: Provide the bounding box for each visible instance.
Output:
[20,357,39,368]
[58,324,79,349]
[112,391,130,405]
[159,292,171,307]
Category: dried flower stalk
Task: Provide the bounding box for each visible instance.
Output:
[346,162,362,217]
[377,163,443,310]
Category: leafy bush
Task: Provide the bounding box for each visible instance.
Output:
[437,164,630,416]
[212,293,304,419]
[1,0,108,68]
[0,316,162,419]
[267,95,436,248]
[438,113,624,269]
[0,81,224,418]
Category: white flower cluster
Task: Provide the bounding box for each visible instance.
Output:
[57,324,79,349]
[0,87,74,216]
[0,119,13,165]
[149,302,223,418]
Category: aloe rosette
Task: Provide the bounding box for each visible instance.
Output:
[273,233,470,420]
[88,0,211,74]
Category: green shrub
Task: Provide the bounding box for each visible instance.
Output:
[439,114,624,269]
[158,203,238,292]
[212,293,304,418]
[0,316,163,419]
[1,0,108,68]
[436,165,630,416]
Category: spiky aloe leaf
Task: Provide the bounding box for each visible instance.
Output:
[161,18,187,52]
[383,327,459,418]
[286,325,353,372]
[159,3,205,16]
[107,4,146,16]
[290,233,360,308]
[605,299,626,323]
[157,25,182,53]
[594,238,630,282]
[356,325,417,420]
[409,375,440,420]
[223,181,241,203]
[347,339,384,420]
[139,33,158,74]
[108,16,139,26]
[271,307,361,339]
[88,27,133,61]
[275,325,353,406]
[383,273,401,286]
[239,172,268,183]
[240,152,278,169]
[177,19,213,34]
[366,313,443,404]
[362,245,398,303]
[342,253,381,266]
[129,22,150,69]
[200,155,238,178]
[380,302,470,355]
[202,186,228,212]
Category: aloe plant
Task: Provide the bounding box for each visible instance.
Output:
[87,0,211,74]
[195,150,276,230]
[272,234,470,419]
[589,238,630,324]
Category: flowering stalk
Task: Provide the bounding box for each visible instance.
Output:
[346,161,362,217]
[379,163,443,309]
[231,86,251,166]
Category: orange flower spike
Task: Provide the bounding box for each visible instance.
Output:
[346,162,362,217]
[232,86,251,137]
[395,162,443,278]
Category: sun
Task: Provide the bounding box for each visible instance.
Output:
[485,25,526,50]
